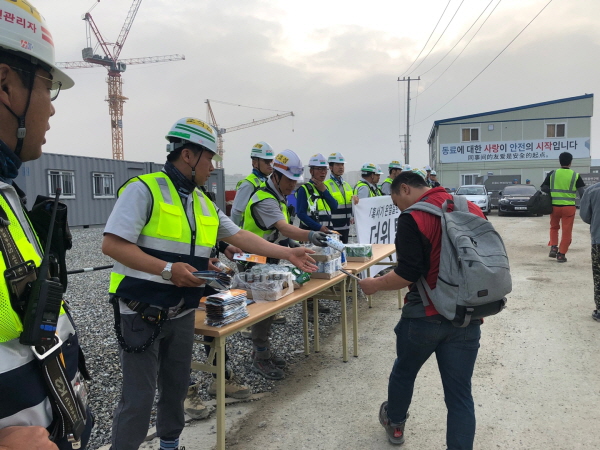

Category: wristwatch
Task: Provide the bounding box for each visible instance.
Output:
[161,262,173,281]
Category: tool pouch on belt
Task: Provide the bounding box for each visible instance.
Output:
[27,195,72,290]
[110,296,168,353]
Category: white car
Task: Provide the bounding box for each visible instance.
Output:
[454,185,491,214]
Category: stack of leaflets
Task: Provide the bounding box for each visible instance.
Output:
[204,289,249,327]
[193,270,233,291]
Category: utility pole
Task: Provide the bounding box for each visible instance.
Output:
[398,76,420,165]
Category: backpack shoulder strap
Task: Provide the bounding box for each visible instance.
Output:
[405,200,442,217]
[450,194,469,212]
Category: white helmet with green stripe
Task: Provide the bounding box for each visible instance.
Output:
[165,117,222,161]
[328,152,346,164]
[360,162,378,173]
[251,141,274,159]
[389,160,403,170]
[308,153,328,167]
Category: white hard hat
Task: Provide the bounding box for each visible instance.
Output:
[430,170,437,176]
[273,149,304,182]
[376,165,384,175]
[308,153,328,167]
[389,160,403,170]
[328,152,346,164]
[251,141,274,159]
[402,164,412,171]
[0,0,74,89]
[412,168,427,180]
[360,162,378,173]
[424,165,432,171]
[165,117,221,161]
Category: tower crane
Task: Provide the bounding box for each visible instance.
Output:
[56,1,185,160]
[205,100,294,169]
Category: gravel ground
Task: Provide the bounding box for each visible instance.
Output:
[64,227,356,450]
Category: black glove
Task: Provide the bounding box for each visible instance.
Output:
[308,231,328,247]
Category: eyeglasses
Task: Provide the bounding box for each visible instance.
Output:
[10,67,62,101]
[311,166,328,171]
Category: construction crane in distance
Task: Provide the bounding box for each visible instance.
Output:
[56,0,185,160]
[205,99,294,169]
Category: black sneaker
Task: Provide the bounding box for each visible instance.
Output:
[252,351,285,380]
[379,401,408,445]
[549,245,558,258]
[592,310,600,322]
[556,252,567,263]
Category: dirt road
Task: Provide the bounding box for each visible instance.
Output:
[173,213,600,450]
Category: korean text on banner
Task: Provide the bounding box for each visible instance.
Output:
[352,196,401,275]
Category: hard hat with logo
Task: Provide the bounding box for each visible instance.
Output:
[251,141,274,159]
[165,117,221,161]
[389,160,402,170]
[308,153,328,168]
[402,164,412,171]
[328,152,346,164]
[412,168,427,180]
[273,149,304,182]
[376,165,384,175]
[424,165,432,171]
[430,170,437,176]
[360,162,378,174]
[0,0,74,89]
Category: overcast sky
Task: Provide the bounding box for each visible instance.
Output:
[39,0,600,174]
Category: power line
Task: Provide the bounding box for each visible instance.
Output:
[414,0,555,126]
[400,0,452,77]
[420,0,495,77]
[408,0,466,76]
[417,0,502,97]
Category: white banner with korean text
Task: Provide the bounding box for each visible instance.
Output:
[352,196,401,276]
[440,137,590,163]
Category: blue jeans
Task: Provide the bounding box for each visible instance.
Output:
[387,317,481,450]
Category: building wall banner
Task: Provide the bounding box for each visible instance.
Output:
[440,137,590,163]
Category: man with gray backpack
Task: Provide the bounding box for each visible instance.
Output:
[360,171,510,449]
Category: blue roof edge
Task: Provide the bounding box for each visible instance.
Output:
[428,93,593,143]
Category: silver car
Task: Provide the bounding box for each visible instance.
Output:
[454,185,491,214]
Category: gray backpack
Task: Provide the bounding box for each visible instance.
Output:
[406,195,510,327]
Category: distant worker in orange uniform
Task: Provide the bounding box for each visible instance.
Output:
[540,152,586,263]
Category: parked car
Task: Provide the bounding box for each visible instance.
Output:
[454,185,491,214]
[497,184,540,216]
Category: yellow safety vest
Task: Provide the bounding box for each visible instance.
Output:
[242,185,290,241]
[550,168,578,206]
[354,180,379,197]
[236,172,264,190]
[109,172,219,308]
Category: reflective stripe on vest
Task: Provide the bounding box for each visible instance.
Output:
[109,172,218,308]
[354,180,378,197]
[298,183,332,227]
[236,173,264,191]
[242,186,290,241]
[550,169,577,205]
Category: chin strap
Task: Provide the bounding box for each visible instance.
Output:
[3,68,36,158]
[190,150,203,186]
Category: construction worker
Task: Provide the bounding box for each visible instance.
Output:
[374,165,385,195]
[0,2,95,449]
[354,162,381,202]
[296,153,339,316]
[324,152,354,243]
[380,161,403,195]
[402,164,412,172]
[430,170,441,188]
[242,149,329,379]
[230,141,274,226]
[102,119,318,450]
[424,165,433,186]
[297,153,338,232]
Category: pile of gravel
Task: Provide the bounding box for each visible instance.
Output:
[64,227,357,449]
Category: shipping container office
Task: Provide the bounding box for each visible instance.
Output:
[15,153,226,227]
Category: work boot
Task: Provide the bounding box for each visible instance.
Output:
[307,299,330,313]
[556,252,567,263]
[251,349,285,380]
[379,401,408,445]
[207,372,251,399]
[592,310,600,322]
[251,349,286,368]
[272,314,287,325]
[183,384,209,420]
[549,245,558,258]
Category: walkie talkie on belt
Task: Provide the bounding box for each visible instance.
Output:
[19,188,64,347]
